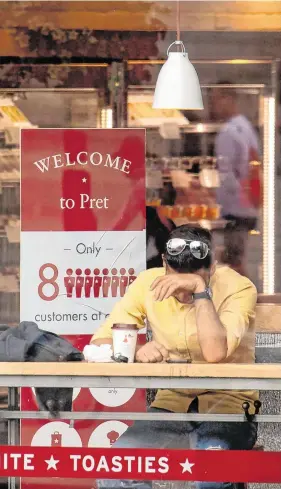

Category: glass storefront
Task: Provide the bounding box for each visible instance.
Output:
[0,2,280,489]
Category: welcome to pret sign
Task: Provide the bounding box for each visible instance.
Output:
[21,128,146,333]
[20,128,146,488]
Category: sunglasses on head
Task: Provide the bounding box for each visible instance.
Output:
[166,238,210,259]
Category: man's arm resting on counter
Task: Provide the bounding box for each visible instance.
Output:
[195,278,257,363]
[194,290,228,363]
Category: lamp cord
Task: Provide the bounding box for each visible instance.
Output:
[176,0,180,42]
[166,0,185,56]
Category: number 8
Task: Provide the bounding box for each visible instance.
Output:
[38,263,59,301]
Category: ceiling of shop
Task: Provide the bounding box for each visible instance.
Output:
[1,1,281,31]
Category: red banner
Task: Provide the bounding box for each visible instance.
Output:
[0,447,280,483]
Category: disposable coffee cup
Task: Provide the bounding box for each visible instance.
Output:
[112,324,138,363]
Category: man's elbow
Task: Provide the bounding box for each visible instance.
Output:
[202,342,228,363]
[203,351,227,363]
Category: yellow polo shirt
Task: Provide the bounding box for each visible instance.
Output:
[92,265,258,414]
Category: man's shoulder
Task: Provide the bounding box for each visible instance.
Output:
[137,267,165,285]
[225,115,257,142]
[227,114,250,129]
[213,266,257,296]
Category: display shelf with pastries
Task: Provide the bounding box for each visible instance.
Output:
[128,92,190,129]
[146,155,227,231]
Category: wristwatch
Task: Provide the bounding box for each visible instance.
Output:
[193,287,212,301]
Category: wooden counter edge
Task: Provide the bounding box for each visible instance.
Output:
[0,362,281,378]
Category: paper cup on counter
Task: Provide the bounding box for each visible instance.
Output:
[112,324,138,363]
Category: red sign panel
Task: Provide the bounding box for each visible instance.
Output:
[21,128,146,232]
[20,128,147,489]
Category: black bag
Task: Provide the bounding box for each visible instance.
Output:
[0,322,84,416]
[27,330,83,363]
[26,330,83,416]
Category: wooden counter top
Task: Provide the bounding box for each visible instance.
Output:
[1,362,281,379]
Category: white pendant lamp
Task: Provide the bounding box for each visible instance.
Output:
[153,1,203,110]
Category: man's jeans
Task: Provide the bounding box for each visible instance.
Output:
[97,405,257,489]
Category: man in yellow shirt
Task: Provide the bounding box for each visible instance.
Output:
[93,225,258,489]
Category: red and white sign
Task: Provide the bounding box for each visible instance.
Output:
[20,128,147,489]
[20,128,146,334]
[0,446,280,483]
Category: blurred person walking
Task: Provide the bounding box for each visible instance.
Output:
[210,82,262,278]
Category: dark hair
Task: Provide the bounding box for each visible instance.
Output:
[164,225,212,273]
[216,80,237,99]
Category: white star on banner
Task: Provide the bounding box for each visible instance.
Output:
[82,178,87,183]
[45,455,59,471]
[180,458,195,474]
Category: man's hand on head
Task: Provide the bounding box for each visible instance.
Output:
[150,273,205,302]
[136,341,169,363]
